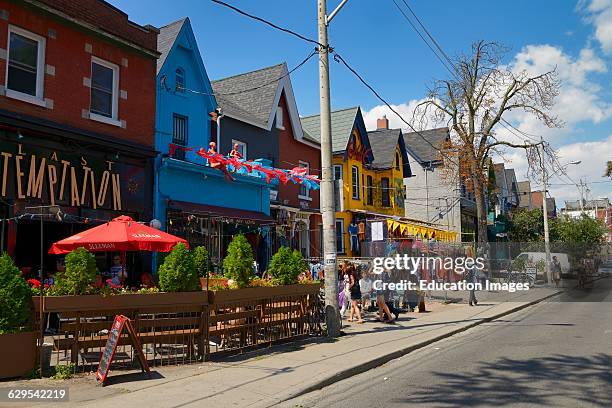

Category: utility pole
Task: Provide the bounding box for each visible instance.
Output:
[318,0,348,337]
[539,139,552,285]
[578,178,586,212]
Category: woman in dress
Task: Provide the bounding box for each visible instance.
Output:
[348,264,364,323]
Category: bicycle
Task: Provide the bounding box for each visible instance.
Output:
[505,269,535,285]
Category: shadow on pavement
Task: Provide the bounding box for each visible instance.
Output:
[396,353,612,407]
[103,370,165,386]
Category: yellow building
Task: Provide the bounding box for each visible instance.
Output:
[302,108,455,257]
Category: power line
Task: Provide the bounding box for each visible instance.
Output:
[211,0,326,49]
[392,0,545,151]
[166,48,318,97]
[390,0,457,79]
[211,0,454,165]
[400,0,456,73]
[331,51,456,164]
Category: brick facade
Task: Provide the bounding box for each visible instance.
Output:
[277,93,321,211]
[276,92,322,257]
[0,0,157,147]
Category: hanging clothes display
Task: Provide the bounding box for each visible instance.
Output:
[348,222,359,253]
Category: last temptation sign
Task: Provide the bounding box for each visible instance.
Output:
[0,143,123,210]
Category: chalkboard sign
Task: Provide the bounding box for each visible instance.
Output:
[96,315,150,385]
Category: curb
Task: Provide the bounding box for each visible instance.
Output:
[279,290,563,404]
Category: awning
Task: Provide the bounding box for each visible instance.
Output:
[167,200,273,224]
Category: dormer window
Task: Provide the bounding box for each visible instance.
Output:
[395,152,400,170]
[175,67,185,92]
[275,106,284,129]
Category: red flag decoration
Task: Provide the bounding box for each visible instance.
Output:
[289,166,308,177]
[176,144,319,188]
[168,143,194,157]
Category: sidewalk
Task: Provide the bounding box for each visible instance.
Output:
[2,287,561,408]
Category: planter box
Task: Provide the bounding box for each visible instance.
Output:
[0,331,37,379]
[33,291,210,313]
[210,283,321,304]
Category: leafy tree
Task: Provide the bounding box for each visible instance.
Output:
[158,243,199,292]
[509,208,545,242]
[192,246,209,278]
[605,161,612,179]
[55,248,97,295]
[552,214,606,244]
[222,235,254,288]
[0,253,31,334]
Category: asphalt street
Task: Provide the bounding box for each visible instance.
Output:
[281,276,612,408]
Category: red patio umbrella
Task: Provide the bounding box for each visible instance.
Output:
[48,215,188,254]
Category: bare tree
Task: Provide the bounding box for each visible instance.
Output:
[414,41,563,243]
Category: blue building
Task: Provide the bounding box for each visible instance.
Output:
[154,18,272,270]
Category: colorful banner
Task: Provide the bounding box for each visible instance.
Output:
[169,143,320,190]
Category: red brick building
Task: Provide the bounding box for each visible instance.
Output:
[0,0,159,274]
[276,92,322,259]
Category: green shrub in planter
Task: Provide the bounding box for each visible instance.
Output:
[192,246,209,278]
[267,247,307,285]
[222,234,254,288]
[55,247,97,295]
[0,253,31,334]
[158,243,199,292]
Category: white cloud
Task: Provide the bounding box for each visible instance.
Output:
[505,135,612,207]
[362,99,435,130]
[505,44,612,139]
[580,0,612,54]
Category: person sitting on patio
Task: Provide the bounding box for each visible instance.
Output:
[140,271,156,288]
[109,254,127,287]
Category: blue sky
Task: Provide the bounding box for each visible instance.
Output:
[111,0,612,204]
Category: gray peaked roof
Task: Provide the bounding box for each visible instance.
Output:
[211,63,287,128]
[368,128,402,169]
[300,107,360,153]
[402,127,448,164]
[157,18,187,74]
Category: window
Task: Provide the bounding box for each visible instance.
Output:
[175,67,185,92]
[381,177,390,207]
[231,139,247,159]
[351,166,360,199]
[366,175,373,205]
[335,219,345,253]
[275,106,284,129]
[333,165,343,181]
[395,152,400,170]
[298,161,310,198]
[172,114,188,160]
[5,26,46,104]
[90,57,119,123]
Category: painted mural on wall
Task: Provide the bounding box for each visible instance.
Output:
[394,177,404,208]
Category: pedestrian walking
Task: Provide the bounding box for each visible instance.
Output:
[359,269,373,311]
[339,263,351,318]
[404,274,419,312]
[376,270,395,323]
[552,256,562,288]
[348,265,364,323]
[466,247,478,306]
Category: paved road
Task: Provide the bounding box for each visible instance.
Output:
[281,277,612,408]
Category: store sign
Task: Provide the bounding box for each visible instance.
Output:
[0,142,142,211]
